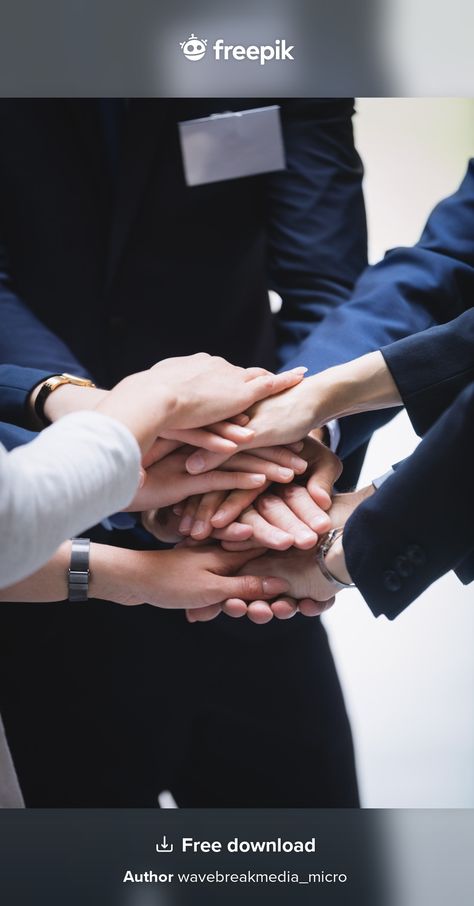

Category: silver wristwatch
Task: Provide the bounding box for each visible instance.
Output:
[316,528,355,591]
[68,538,91,602]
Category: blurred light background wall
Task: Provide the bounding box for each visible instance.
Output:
[322,98,474,807]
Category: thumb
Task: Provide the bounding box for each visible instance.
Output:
[185,447,233,474]
[142,438,182,468]
[216,572,290,601]
[307,451,342,510]
[244,367,307,406]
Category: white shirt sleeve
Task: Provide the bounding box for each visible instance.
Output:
[372,468,395,490]
[325,418,341,453]
[0,410,141,589]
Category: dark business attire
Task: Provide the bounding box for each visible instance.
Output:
[0,99,369,806]
[292,158,474,458]
[344,310,474,618]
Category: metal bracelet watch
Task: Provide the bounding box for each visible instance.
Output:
[316,528,355,591]
[35,373,96,425]
[68,538,91,603]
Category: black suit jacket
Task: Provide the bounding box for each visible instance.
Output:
[0,99,367,393]
[344,310,474,618]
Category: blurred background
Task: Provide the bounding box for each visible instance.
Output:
[321,98,474,808]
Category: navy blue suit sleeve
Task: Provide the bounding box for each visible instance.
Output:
[265,99,368,370]
[293,159,474,457]
[0,363,56,430]
[344,383,474,619]
[381,307,474,436]
[0,421,37,451]
[0,243,93,378]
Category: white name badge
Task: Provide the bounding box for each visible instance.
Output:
[178,105,286,187]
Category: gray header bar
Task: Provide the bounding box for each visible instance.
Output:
[0,0,473,96]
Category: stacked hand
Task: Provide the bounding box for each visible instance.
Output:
[186,485,374,624]
[30,349,394,620]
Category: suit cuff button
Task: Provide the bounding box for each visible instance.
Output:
[395,555,413,578]
[383,570,402,592]
[406,544,425,566]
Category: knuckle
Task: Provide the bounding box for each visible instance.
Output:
[239,575,263,599]
[195,504,213,521]
[281,484,301,501]
[257,495,279,513]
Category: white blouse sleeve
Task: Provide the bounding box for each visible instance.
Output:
[0,410,141,588]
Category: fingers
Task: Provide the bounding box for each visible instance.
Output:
[206,421,255,444]
[221,452,295,485]
[263,368,308,396]
[238,505,294,551]
[185,446,236,475]
[255,494,318,549]
[215,572,290,602]
[277,483,331,535]
[186,604,222,623]
[270,597,298,620]
[221,598,248,618]
[244,366,307,402]
[250,446,307,474]
[187,491,226,541]
[288,441,305,453]
[211,523,254,544]
[178,495,201,535]
[246,601,275,624]
[210,485,269,529]
[142,438,182,469]
[186,447,235,474]
[298,597,335,616]
[197,470,267,495]
[306,448,343,510]
[187,598,248,622]
[185,439,308,478]
[161,427,239,455]
[186,596,329,625]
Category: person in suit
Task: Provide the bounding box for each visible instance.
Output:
[233,312,473,619]
[202,162,474,621]
[187,158,474,560]
[0,98,372,807]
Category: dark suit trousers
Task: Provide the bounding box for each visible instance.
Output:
[0,562,358,807]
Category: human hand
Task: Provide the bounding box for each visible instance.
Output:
[33,354,306,456]
[184,374,319,475]
[141,506,256,545]
[90,545,290,614]
[187,548,336,625]
[215,434,342,551]
[168,443,307,541]
[128,445,277,512]
[186,484,375,623]
[149,353,307,430]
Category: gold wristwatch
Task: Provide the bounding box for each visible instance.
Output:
[34,373,96,425]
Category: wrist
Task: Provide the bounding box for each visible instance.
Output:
[325,534,353,585]
[97,373,174,454]
[296,374,325,432]
[88,543,157,607]
[29,380,107,425]
[315,352,402,423]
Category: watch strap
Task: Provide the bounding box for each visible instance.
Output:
[35,373,96,426]
[68,538,91,603]
[316,528,355,591]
